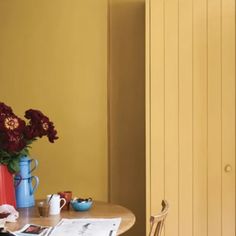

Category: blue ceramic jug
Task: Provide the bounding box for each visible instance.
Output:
[15,176,39,208]
[18,156,38,179]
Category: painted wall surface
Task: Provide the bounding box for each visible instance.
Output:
[108,0,145,235]
[0,0,108,200]
[146,0,235,235]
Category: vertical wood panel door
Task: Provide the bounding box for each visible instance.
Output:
[146,0,235,235]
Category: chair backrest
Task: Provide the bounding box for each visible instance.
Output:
[149,200,169,236]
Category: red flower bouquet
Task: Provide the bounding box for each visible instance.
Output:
[0,102,58,173]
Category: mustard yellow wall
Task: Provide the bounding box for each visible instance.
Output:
[0,0,108,200]
[108,0,145,236]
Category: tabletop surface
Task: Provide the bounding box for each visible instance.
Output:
[6,201,136,235]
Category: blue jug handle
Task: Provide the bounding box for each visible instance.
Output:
[14,174,22,188]
[30,176,39,195]
[30,159,38,174]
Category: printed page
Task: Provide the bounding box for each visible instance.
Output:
[46,218,121,236]
[13,224,49,236]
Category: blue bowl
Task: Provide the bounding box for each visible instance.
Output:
[71,198,93,211]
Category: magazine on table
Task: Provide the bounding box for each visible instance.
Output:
[45,218,121,236]
[12,224,49,236]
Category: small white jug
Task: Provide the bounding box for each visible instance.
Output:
[47,194,66,215]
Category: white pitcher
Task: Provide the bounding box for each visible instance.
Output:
[47,194,66,215]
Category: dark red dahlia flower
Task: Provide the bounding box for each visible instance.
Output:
[25,109,48,121]
[23,125,40,140]
[47,123,58,143]
[24,109,58,142]
[0,103,58,173]
[0,114,25,133]
[1,131,26,153]
[0,102,13,117]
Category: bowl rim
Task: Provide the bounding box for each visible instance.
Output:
[71,197,93,203]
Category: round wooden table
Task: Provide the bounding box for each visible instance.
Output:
[6,201,135,235]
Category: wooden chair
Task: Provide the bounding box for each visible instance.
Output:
[149,200,169,236]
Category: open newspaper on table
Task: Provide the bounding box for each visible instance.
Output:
[45,218,121,236]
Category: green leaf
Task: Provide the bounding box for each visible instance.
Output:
[20,148,29,157]
[0,149,11,159]
[8,158,20,173]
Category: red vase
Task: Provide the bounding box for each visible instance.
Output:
[0,164,16,207]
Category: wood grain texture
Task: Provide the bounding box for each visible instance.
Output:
[150,0,165,217]
[164,0,179,235]
[207,0,222,235]
[6,201,135,235]
[179,0,193,235]
[193,0,208,235]
[146,0,235,235]
[146,0,151,234]
[221,0,235,235]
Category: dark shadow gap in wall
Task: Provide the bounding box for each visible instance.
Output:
[108,1,145,236]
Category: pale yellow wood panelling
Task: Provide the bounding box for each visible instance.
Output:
[146,0,235,235]
[179,0,193,235]
[164,0,179,235]
[208,0,222,235]
[150,0,165,216]
[221,1,235,236]
[193,0,208,235]
[145,0,151,234]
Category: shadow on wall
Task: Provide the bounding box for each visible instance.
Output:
[108,1,145,236]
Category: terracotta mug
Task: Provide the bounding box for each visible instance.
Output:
[58,191,72,210]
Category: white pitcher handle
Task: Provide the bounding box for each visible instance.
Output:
[60,198,66,210]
